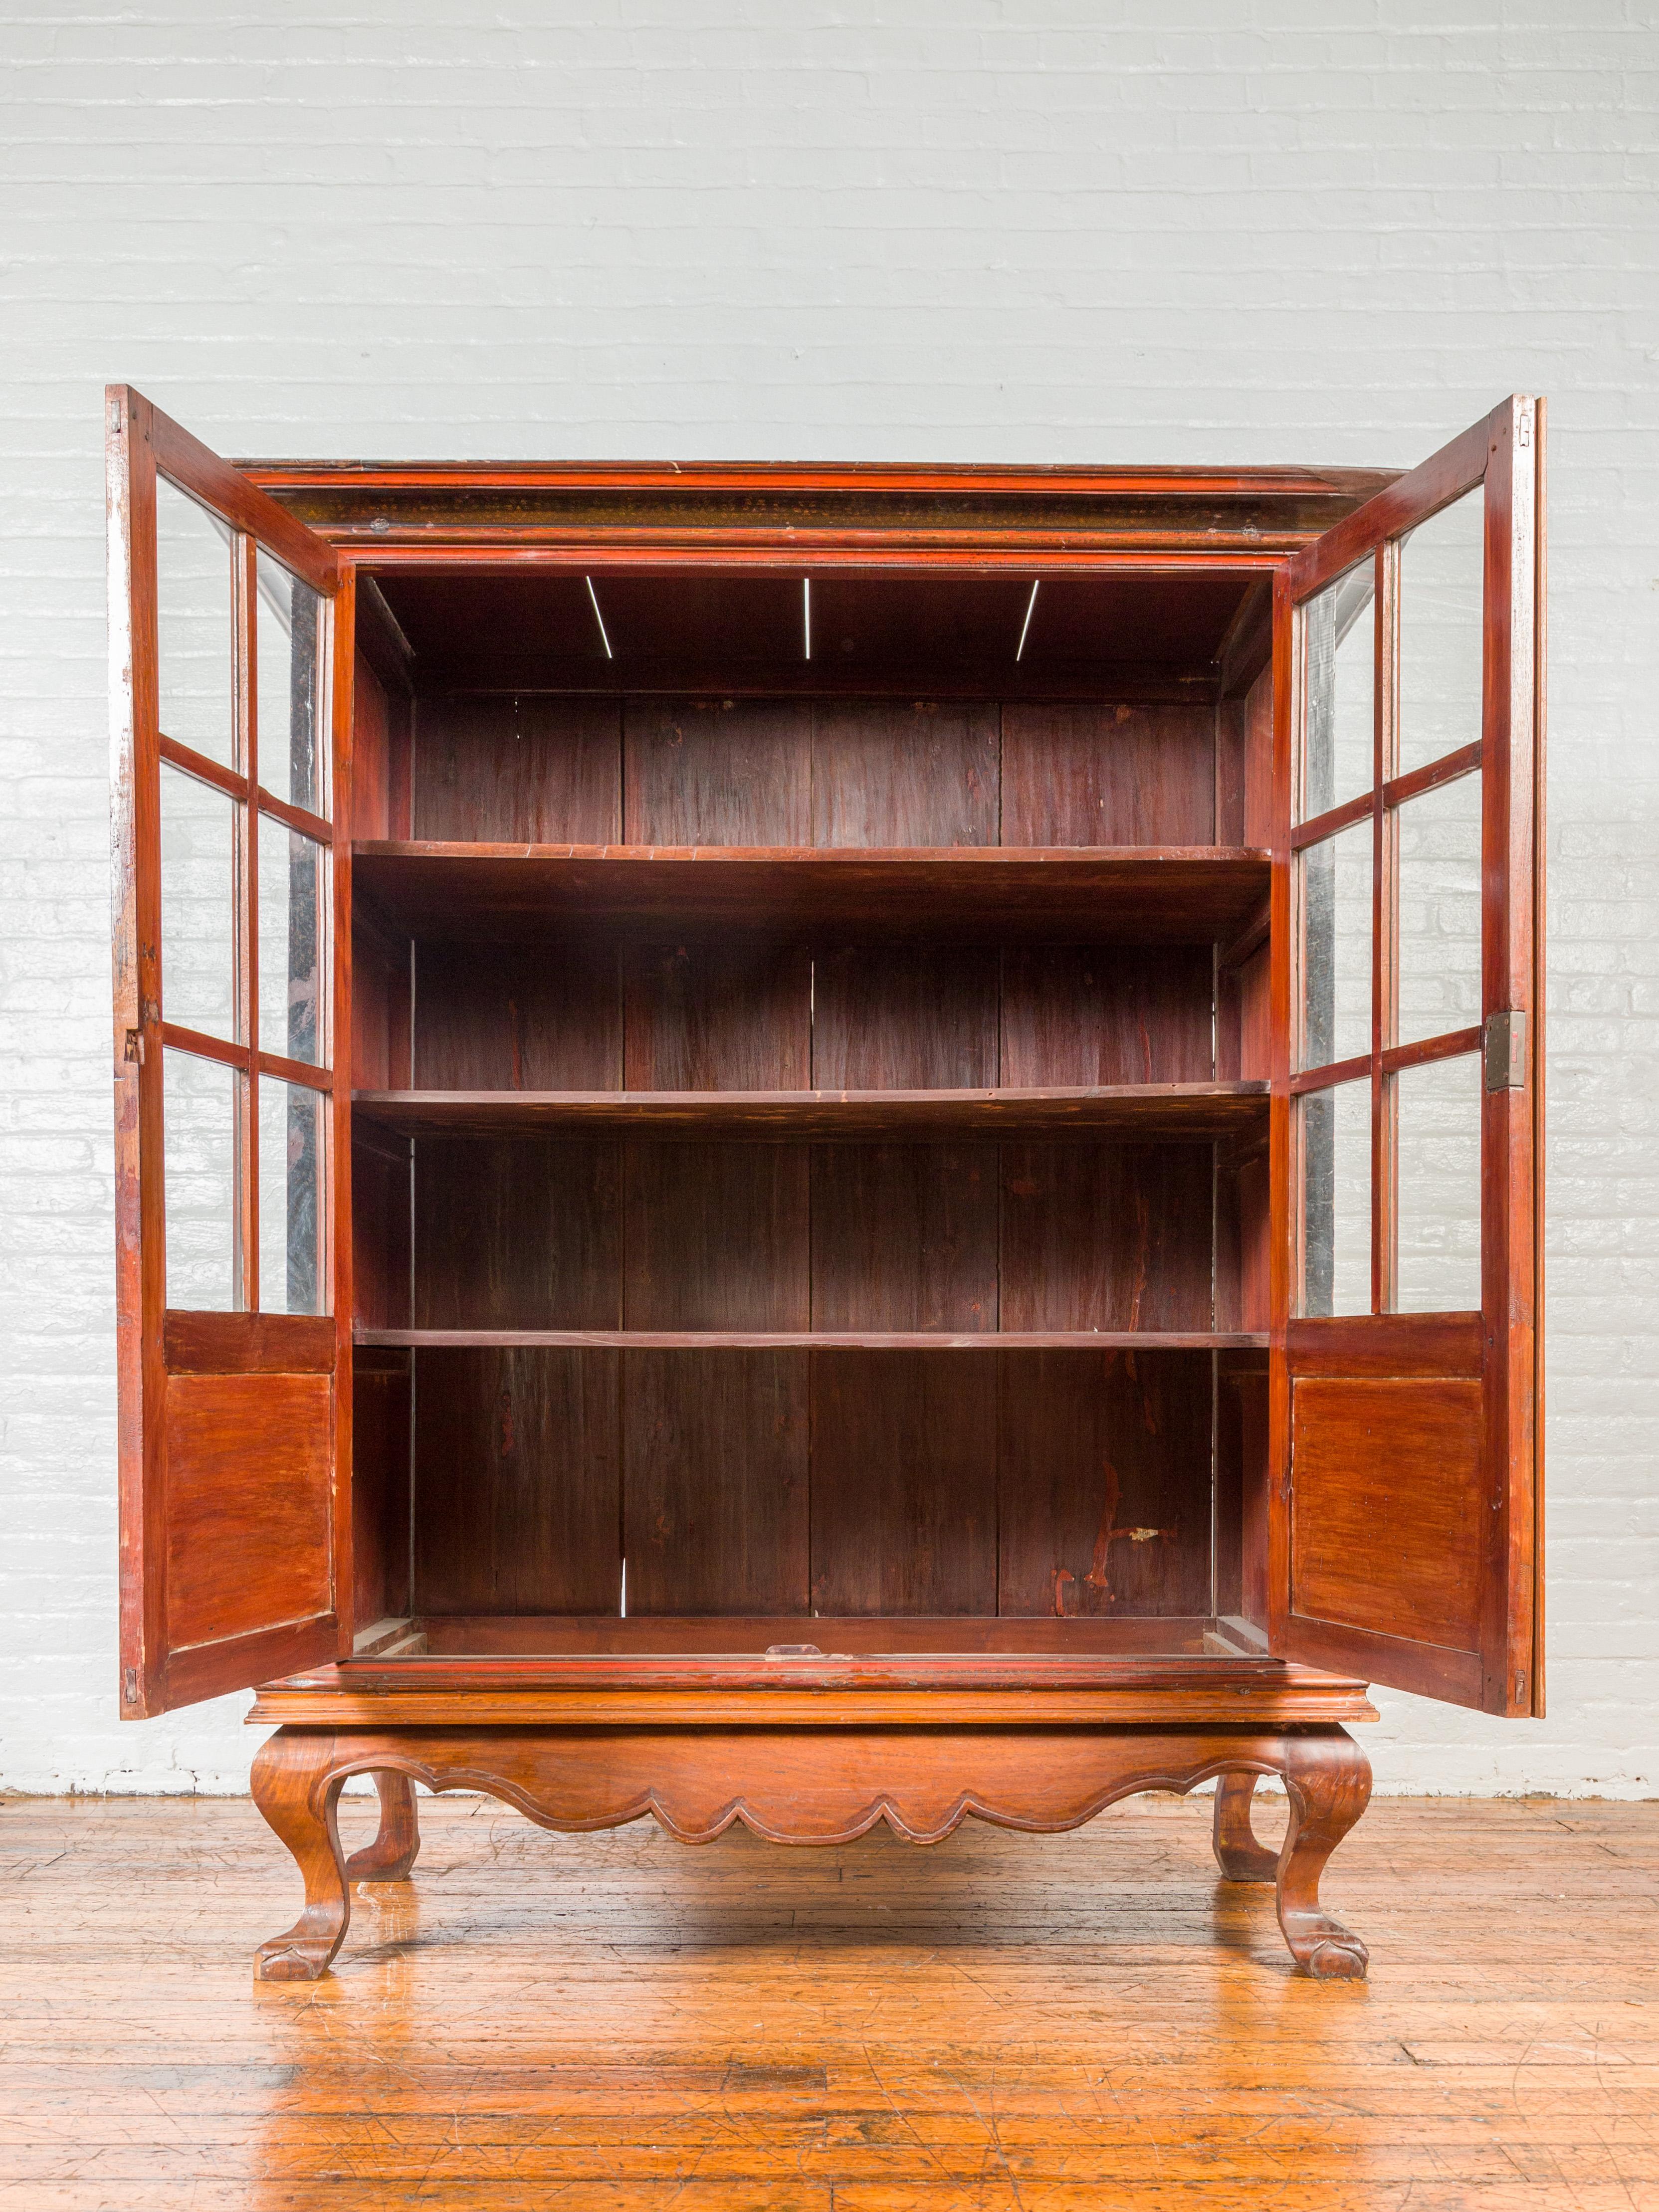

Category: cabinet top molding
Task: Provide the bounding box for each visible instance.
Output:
[235,457,1401,554]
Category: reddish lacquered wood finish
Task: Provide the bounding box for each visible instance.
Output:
[110,404,1544,1984]
[108,388,352,1717]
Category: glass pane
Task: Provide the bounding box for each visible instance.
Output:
[1395,1053,1481,1312]
[1299,561,1374,820]
[160,762,239,1040]
[258,814,327,1066]
[164,1049,240,1311]
[156,477,235,767]
[1397,770,1482,1047]
[1400,487,1484,775]
[255,550,325,816]
[259,1077,326,1315]
[1299,818,1372,1071]
[1300,1079,1370,1317]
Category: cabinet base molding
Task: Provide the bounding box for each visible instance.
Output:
[249,1720,1372,1985]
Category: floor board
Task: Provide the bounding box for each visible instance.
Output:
[0,1792,1655,2208]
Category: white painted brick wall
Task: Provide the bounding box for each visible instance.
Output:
[2,2,1654,1795]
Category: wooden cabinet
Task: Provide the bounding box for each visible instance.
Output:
[108,390,1545,1980]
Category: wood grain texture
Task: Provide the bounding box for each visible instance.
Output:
[622,1350,810,1615]
[349,1132,410,1331]
[413,1347,622,1615]
[809,698,1000,846]
[997,1350,1213,1618]
[244,1720,1371,1982]
[812,943,999,1089]
[351,1350,410,1628]
[809,1350,998,1614]
[622,936,810,1090]
[1289,1376,1484,1652]
[352,844,1272,944]
[27,1787,1659,2205]
[414,1139,621,1330]
[413,694,622,843]
[1000,1142,1214,1331]
[623,1142,810,1330]
[624,697,812,845]
[163,1372,334,1650]
[414,937,621,1090]
[355,1082,1266,1141]
[1001,701,1216,845]
[1000,944,1214,1085]
[810,1145,998,1331]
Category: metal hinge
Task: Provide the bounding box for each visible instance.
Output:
[123,1666,138,1705]
[124,1027,145,1065]
[1483,1010,1527,1091]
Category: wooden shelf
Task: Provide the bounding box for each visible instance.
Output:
[354,1328,1268,1351]
[353,1081,1269,1141]
[351,841,1271,943]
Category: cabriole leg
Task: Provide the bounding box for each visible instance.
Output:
[1212,1770,1279,1883]
[1276,1729,1373,1980]
[251,1729,349,1983]
[345,1770,421,1883]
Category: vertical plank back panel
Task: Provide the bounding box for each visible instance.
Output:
[415,1139,622,1330]
[623,939,811,1090]
[414,1347,621,1614]
[414,696,622,842]
[810,1145,998,1331]
[810,700,999,846]
[1000,1144,1214,1331]
[813,945,999,1090]
[624,699,811,845]
[415,939,622,1090]
[623,1350,809,1614]
[997,1351,1212,1617]
[810,1351,998,1614]
[1002,702,1215,846]
[1001,946,1214,1086]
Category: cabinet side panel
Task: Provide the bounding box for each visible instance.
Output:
[1001,702,1215,846]
[1001,946,1214,1085]
[809,698,1000,847]
[1241,659,1276,850]
[351,911,411,1092]
[1000,1143,1214,1330]
[997,1350,1212,1618]
[414,1347,622,1614]
[415,938,622,1090]
[414,695,622,842]
[623,1349,810,1614]
[813,944,999,1089]
[415,1138,622,1330]
[624,698,811,845]
[810,1350,997,1614]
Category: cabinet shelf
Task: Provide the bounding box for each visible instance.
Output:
[352,841,1271,943]
[354,1328,1268,1351]
[353,1081,1269,1142]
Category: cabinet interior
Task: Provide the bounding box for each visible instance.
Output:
[346,565,1277,1661]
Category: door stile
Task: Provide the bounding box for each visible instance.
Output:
[1532,398,1548,1715]
[1266,567,1295,1657]
[109,388,167,1716]
[330,565,359,1654]
[1372,541,1400,1314]
[235,529,259,1314]
[1480,397,1541,1715]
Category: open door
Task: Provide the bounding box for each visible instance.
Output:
[109,387,353,1714]
[1269,395,1545,1716]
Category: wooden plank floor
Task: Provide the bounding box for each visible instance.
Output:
[1,1790,1655,2209]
